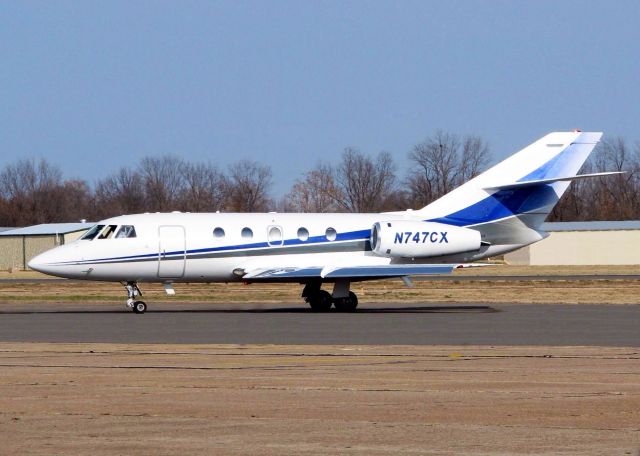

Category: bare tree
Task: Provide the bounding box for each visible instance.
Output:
[0,158,66,225]
[0,196,7,225]
[549,137,640,221]
[285,149,399,213]
[48,179,94,222]
[408,130,460,205]
[406,130,490,208]
[0,158,61,199]
[286,164,341,212]
[589,137,640,220]
[138,155,186,212]
[224,160,273,212]
[7,132,640,227]
[179,162,227,212]
[94,168,146,218]
[95,159,226,217]
[334,148,397,212]
[459,135,491,183]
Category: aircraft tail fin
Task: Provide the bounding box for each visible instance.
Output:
[414,131,603,229]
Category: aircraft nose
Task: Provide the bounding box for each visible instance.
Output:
[28,248,69,276]
[28,252,51,274]
[28,245,87,279]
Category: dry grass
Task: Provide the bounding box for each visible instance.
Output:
[1,265,640,305]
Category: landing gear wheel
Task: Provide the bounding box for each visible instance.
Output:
[124,282,144,313]
[132,301,147,314]
[307,290,333,312]
[334,291,358,312]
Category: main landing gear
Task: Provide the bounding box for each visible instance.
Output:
[302,280,359,312]
[124,282,147,314]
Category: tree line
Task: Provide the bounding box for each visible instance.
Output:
[0,131,638,227]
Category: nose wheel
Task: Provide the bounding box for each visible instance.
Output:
[132,301,147,314]
[124,282,147,314]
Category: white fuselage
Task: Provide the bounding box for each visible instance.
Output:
[28,211,520,283]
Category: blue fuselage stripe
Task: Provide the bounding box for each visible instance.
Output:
[428,185,558,226]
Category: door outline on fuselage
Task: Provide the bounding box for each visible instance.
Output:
[158,225,186,278]
[267,225,284,247]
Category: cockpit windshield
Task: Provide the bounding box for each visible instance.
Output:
[81,224,138,240]
[115,225,137,239]
[80,224,104,241]
[97,225,118,239]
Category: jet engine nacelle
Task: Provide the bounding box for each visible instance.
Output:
[370,220,481,258]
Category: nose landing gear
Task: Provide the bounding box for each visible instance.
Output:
[132,300,147,314]
[124,282,147,314]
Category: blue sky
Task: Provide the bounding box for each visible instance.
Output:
[1,1,638,195]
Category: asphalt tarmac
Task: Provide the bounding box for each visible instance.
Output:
[0,302,638,346]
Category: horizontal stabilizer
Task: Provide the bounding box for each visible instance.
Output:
[242,264,456,281]
[483,171,624,191]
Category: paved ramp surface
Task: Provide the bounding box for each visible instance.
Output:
[0,302,638,346]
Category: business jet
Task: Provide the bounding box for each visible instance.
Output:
[29,131,616,313]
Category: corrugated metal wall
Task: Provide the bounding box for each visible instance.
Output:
[64,231,85,243]
[24,236,59,269]
[0,234,74,270]
[0,237,25,270]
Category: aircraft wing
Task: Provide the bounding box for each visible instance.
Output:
[241,264,456,281]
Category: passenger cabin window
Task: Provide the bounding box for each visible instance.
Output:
[213,227,225,239]
[325,227,337,241]
[81,224,104,241]
[268,226,283,246]
[241,227,253,239]
[97,225,118,239]
[297,227,309,241]
[115,225,137,239]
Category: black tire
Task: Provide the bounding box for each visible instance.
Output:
[307,290,333,312]
[132,301,147,314]
[334,291,358,312]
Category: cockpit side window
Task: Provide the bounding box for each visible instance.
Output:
[97,225,118,239]
[115,225,137,239]
[81,224,104,241]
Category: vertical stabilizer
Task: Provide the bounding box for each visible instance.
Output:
[413,131,602,229]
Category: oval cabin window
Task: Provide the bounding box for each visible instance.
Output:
[268,226,283,246]
[325,227,337,241]
[213,227,225,239]
[297,227,309,241]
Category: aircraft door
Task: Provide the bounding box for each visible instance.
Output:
[158,225,186,278]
